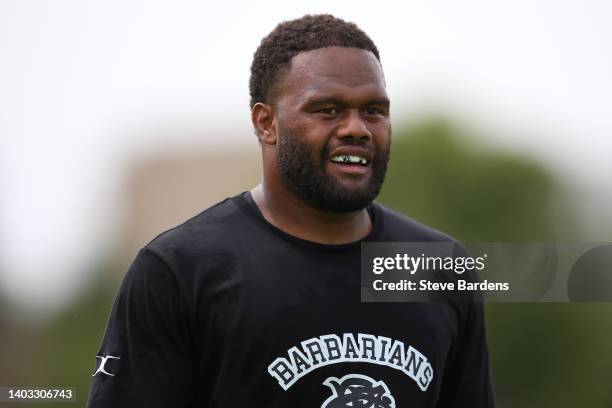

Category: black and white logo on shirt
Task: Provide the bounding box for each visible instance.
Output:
[321,374,395,408]
[93,355,120,377]
[268,332,434,392]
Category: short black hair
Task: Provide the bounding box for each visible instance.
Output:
[249,14,381,108]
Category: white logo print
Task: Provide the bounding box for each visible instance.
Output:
[268,333,434,392]
[93,355,120,377]
[321,374,396,408]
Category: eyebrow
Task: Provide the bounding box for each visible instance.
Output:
[303,97,390,109]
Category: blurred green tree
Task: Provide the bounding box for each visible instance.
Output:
[378,118,557,241]
[378,117,612,408]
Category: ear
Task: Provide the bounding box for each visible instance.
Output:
[251,102,277,145]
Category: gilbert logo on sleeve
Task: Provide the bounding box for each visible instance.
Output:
[93,355,120,377]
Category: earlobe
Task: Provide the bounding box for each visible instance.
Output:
[251,103,277,145]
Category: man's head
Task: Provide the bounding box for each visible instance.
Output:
[250,14,391,213]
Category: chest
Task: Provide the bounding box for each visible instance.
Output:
[189,251,460,406]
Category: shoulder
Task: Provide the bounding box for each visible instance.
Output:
[374,201,457,243]
[374,202,471,262]
[143,194,248,263]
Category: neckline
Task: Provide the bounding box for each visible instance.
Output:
[232,191,384,252]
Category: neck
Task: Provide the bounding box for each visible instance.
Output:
[250,182,373,245]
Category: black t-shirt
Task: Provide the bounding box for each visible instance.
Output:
[86,192,495,407]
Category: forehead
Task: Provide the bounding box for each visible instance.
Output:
[278,47,387,103]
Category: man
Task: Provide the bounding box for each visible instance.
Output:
[86,14,495,407]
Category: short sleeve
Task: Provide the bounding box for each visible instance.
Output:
[86,248,196,408]
[435,300,496,407]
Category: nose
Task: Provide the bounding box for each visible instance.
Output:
[336,109,372,143]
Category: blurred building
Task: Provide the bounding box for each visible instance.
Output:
[118,146,262,275]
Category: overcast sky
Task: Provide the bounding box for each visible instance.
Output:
[1,0,611,319]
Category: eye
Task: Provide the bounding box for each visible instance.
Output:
[363,107,386,116]
[318,107,340,115]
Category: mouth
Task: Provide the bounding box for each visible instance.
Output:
[327,153,372,177]
[329,154,369,166]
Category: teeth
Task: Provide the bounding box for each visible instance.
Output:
[331,155,368,165]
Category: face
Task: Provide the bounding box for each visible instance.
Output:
[272,47,391,213]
